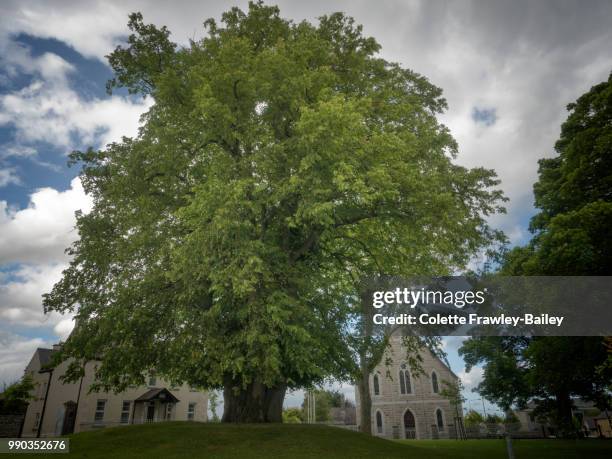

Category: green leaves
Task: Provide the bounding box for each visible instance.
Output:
[502,73,612,275]
[45,2,505,400]
[106,12,177,95]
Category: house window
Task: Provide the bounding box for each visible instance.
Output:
[436,409,444,431]
[94,400,106,424]
[120,401,131,424]
[376,411,383,434]
[399,364,412,394]
[431,371,439,394]
[373,374,380,396]
[33,412,40,429]
[187,403,196,421]
[189,386,198,392]
[148,374,157,387]
[165,404,173,420]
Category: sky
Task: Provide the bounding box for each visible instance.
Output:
[0,0,610,414]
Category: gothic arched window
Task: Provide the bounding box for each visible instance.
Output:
[431,371,439,394]
[373,374,380,396]
[436,408,444,431]
[376,411,383,434]
[399,364,412,394]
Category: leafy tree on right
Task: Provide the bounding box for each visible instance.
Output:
[460,73,612,438]
[502,73,612,276]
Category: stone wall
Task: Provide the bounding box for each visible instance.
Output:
[0,414,25,438]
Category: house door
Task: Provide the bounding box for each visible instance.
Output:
[404,409,416,439]
[146,404,155,423]
[61,402,77,435]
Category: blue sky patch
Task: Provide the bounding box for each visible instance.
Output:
[472,106,497,127]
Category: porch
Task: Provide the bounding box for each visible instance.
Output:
[131,388,180,424]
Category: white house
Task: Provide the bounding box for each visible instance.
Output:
[21,343,207,437]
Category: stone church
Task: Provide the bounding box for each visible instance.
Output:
[355,333,463,439]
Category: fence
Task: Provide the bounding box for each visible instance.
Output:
[464,422,546,439]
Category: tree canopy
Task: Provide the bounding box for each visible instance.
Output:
[460,335,611,437]
[44,2,505,422]
[0,375,35,415]
[464,72,612,437]
[501,73,612,275]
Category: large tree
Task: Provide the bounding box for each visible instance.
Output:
[44,2,505,422]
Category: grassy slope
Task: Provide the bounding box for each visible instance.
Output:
[20,422,612,459]
[396,438,612,459]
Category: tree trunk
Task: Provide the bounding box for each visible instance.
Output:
[555,391,575,438]
[222,375,286,423]
[358,366,372,434]
[357,277,376,435]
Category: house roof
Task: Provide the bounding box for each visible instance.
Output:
[134,388,179,403]
[34,348,58,373]
[37,348,55,366]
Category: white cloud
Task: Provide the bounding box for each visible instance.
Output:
[1,145,37,158]
[458,366,484,393]
[53,318,75,341]
[0,24,152,153]
[0,263,67,327]
[2,0,608,244]
[0,34,145,342]
[0,69,151,151]
[0,331,52,386]
[441,336,466,353]
[0,0,610,387]
[0,167,20,187]
[0,177,92,265]
[0,179,85,342]
[0,1,127,61]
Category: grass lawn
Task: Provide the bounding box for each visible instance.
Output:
[18,422,612,458]
[394,438,612,459]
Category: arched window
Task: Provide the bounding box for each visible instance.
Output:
[403,409,416,439]
[376,411,383,434]
[436,409,444,431]
[431,371,439,394]
[373,374,380,396]
[399,364,412,394]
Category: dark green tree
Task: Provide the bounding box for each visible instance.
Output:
[524,337,611,436]
[460,335,610,437]
[501,73,612,275]
[460,337,531,412]
[466,73,612,437]
[44,2,505,423]
[0,375,35,414]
